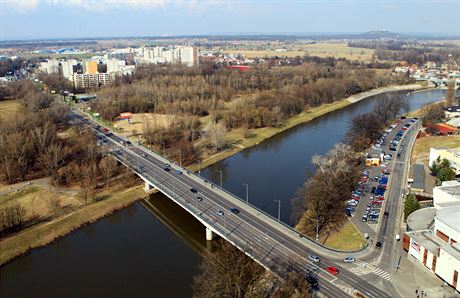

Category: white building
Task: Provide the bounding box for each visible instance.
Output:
[404,181,460,292]
[60,59,78,80]
[433,181,460,209]
[429,147,460,176]
[135,46,199,67]
[39,59,60,74]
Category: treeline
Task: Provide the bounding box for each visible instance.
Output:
[375,48,460,65]
[93,62,412,127]
[193,239,312,298]
[293,95,409,235]
[0,79,37,101]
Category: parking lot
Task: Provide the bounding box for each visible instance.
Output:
[348,117,418,240]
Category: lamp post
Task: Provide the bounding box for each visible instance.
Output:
[242,183,249,203]
[274,200,281,223]
[216,169,223,188]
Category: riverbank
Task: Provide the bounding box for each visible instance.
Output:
[345,83,424,103]
[191,83,425,171]
[0,183,147,265]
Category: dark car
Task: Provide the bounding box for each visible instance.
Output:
[126,141,132,145]
[230,207,240,214]
[305,274,319,291]
[190,188,198,193]
[384,211,389,218]
[163,167,171,172]
[196,196,203,202]
[376,241,382,248]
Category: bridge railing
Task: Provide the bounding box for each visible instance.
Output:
[136,142,368,254]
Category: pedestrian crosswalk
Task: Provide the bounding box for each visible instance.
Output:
[346,260,373,275]
[372,268,392,281]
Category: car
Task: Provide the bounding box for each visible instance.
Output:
[362,214,368,222]
[106,132,113,137]
[175,170,183,174]
[190,188,198,193]
[344,256,355,263]
[230,207,240,214]
[308,255,320,263]
[163,167,171,172]
[165,164,171,168]
[384,211,389,218]
[326,266,339,275]
[216,210,224,216]
[126,141,132,145]
[101,127,109,132]
[305,275,319,291]
[196,196,203,202]
[142,153,147,157]
[375,241,382,248]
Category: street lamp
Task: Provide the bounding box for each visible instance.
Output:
[242,183,249,203]
[274,200,281,223]
[216,169,223,188]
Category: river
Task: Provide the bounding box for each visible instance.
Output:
[0,89,450,298]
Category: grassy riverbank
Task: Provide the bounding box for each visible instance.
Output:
[0,184,146,265]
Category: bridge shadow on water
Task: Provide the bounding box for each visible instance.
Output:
[141,192,218,255]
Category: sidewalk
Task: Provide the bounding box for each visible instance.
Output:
[393,251,460,298]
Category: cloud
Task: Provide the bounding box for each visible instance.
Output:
[2,0,40,13]
[2,0,228,12]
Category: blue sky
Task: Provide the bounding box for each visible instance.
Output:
[1,0,459,40]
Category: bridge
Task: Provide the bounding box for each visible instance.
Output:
[69,109,398,298]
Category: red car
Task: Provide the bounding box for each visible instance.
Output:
[326,266,339,275]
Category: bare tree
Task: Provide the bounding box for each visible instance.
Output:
[99,156,118,187]
[205,121,227,151]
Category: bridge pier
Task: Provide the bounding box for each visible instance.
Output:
[206,227,215,241]
[144,181,153,192]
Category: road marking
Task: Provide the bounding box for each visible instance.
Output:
[372,268,391,281]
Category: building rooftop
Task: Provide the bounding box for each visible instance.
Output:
[436,205,460,233]
[407,207,437,232]
[441,243,460,259]
[411,163,425,191]
[406,229,446,254]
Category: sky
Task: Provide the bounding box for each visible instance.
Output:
[1,0,459,40]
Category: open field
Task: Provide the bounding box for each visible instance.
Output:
[113,113,179,139]
[412,135,460,162]
[0,184,146,265]
[322,221,365,251]
[222,42,375,61]
[0,184,80,221]
[0,99,21,115]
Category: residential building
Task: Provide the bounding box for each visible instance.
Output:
[60,59,78,80]
[39,59,60,74]
[85,61,98,74]
[429,147,460,176]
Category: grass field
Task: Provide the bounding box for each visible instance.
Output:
[0,185,146,265]
[412,135,460,162]
[322,221,366,251]
[222,42,375,61]
[0,99,21,115]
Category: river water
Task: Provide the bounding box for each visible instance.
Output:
[0,89,450,298]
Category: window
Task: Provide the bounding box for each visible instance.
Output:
[436,229,449,243]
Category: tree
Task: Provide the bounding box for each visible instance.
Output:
[373,94,409,124]
[192,240,265,298]
[430,157,455,185]
[0,203,27,235]
[404,193,420,220]
[99,156,118,187]
[48,196,61,218]
[346,112,383,151]
[296,144,360,237]
[446,80,456,107]
[205,121,227,151]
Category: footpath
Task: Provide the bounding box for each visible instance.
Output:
[345,84,424,103]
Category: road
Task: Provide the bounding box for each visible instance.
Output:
[69,108,410,298]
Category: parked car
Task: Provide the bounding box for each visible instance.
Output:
[326,266,339,275]
[308,255,320,263]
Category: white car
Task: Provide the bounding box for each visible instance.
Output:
[344,256,355,263]
[308,255,320,263]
